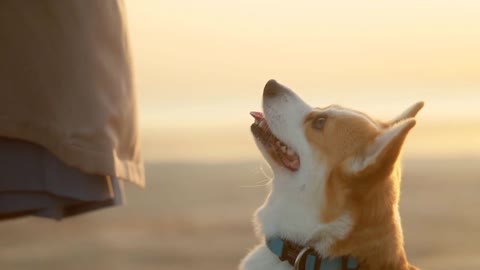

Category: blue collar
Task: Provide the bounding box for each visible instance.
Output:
[266,237,359,270]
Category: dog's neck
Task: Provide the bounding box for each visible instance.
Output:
[326,169,417,270]
[256,170,332,247]
[255,168,417,270]
[342,210,413,270]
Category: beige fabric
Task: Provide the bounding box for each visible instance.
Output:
[0,0,144,186]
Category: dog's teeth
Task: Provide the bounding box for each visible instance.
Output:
[259,121,266,128]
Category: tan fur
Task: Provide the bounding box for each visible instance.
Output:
[304,105,422,270]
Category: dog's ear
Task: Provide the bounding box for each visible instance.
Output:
[348,118,416,176]
[388,101,424,126]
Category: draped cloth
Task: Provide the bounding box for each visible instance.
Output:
[0,0,143,220]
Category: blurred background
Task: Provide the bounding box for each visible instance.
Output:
[1,1,479,269]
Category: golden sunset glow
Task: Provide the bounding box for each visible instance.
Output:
[1,3,479,270]
[125,0,480,161]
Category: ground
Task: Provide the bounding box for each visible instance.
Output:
[0,158,479,270]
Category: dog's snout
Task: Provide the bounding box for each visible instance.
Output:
[263,79,283,98]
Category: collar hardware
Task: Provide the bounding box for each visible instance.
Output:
[266,237,359,270]
[294,247,316,270]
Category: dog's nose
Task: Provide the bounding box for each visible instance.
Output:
[263,79,282,98]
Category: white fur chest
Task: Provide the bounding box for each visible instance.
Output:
[256,187,320,245]
[240,176,353,270]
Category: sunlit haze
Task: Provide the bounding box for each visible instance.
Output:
[125,1,480,161]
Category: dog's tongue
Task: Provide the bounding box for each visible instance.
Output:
[250,111,264,121]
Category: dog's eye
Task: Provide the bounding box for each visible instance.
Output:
[312,117,327,130]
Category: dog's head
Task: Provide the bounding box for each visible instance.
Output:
[250,80,423,229]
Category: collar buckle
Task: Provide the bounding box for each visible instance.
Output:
[294,246,316,270]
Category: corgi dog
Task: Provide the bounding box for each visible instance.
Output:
[241,80,423,270]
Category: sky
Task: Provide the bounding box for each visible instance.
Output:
[124,0,480,162]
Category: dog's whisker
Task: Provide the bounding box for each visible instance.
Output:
[259,162,273,180]
[239,181,271,188]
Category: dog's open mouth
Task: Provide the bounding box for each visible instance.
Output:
[250,111,300,171]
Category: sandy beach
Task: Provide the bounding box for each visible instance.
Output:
[0,158,479,270]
